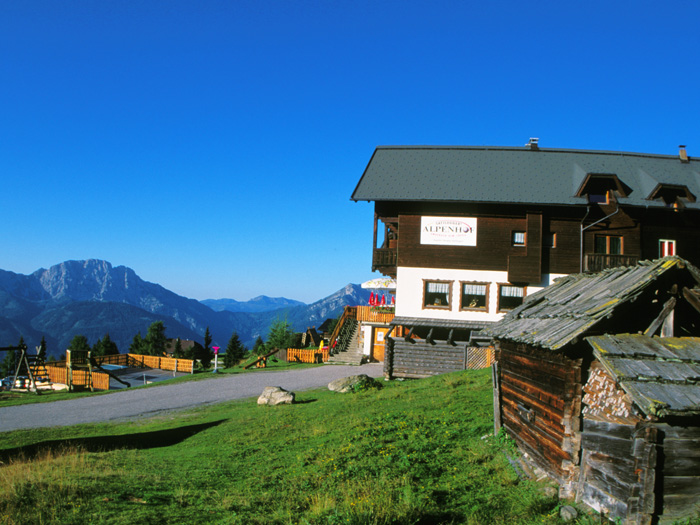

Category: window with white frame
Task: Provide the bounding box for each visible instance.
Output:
[461,282,488,310]
[423,281,452,308]
[498,284,525,312]
[659,239,676,257]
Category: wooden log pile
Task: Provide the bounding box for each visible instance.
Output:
[582,363,638,425]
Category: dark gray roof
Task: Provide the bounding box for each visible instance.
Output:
[482,257,700,350]
[587,334,700,418]
[351,146,700,209]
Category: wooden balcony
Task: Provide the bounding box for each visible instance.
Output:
[355,305,395,324]
[584,254,639,273]
[372,248,397,276]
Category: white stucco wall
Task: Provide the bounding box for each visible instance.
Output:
[395,266,567,322]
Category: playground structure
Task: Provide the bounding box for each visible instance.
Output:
[55,353,196,391]
[65,349,131,392]
[243,348,282,369]
[0,344,53,394]
[2,345,196,393]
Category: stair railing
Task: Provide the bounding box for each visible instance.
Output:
[328,306,357,355]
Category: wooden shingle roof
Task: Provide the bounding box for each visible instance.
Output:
[587,334,700,418]
[482,257,700,350]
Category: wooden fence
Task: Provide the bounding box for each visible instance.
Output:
[126,354,194,373]
[45,353,194,390]
[45,366,110,391]
[286,347,329,363]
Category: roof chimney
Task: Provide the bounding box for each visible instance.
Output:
[526,137,539,150]
[679,145,689,163]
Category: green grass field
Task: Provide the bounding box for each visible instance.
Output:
[1,369,594,524]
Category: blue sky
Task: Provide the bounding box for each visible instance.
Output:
[2,1,699,303]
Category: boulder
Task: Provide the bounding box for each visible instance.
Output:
[257,386,295,406]
[559,505,578,522]
[328,374,381,394]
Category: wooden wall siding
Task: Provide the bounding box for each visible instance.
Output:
[642,219,700,264]
[496,341,583,491]
[508,212,542,283]
[388,339,468,378]
[377,201,700,279]
[578,420,657,525]
[657,424,700,524]
[398,214,526,273]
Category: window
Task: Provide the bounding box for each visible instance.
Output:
[498,285,525,312]
[659,239,676,257]
[575,174,630,204]
[544,233,557,248]
[512,231,526,246]
[423,281,452,308]
[648,184,696,208]
[461,282,488,311]
[595,235,623,255]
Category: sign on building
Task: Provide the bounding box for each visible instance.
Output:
[420,217,477,246]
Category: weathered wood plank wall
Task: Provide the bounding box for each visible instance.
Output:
[389,339,467,378]
[657,423,700,524]
[495,340,583,495]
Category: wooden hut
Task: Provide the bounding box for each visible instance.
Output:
[483,256,700,504]
[580,334,700,524]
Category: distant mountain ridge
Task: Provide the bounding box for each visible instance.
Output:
[202,296,306,313]
[0,260,371,357]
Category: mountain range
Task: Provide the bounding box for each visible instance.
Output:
[0,259,371,358]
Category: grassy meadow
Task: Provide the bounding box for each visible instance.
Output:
[2,368,598,524]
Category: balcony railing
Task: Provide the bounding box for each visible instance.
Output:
[584,253,639,273]
[372,248,397,270]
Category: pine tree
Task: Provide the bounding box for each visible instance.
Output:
[266,318,296,352]
[129,333,147,355]
[144,321,167,356]
[97,333,119,356]
[38,336,47,361]
[68,335,91,353]
[173,338,184,358]
[224,332,246,368]
[252,336,265,356]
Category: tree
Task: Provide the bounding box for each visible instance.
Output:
[38,336,47,361]
[144,321,167,356]
[266,318,296,353]
[1,346,18,378]
[129,333,147,355]
[224,332,247,368]
[204,327,212,352]
[93,333,119,356]
[191,341,208,368]
[172,338,184,358]
[252,336,265,356]
[201,326,214,368]
[68,335,91,353]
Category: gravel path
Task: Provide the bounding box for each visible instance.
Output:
[0,364,384,433]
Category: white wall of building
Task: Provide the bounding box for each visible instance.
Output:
[395,266,567,322]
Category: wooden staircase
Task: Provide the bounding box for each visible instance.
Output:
[327,318,364,365]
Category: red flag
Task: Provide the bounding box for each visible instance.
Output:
[381,294,386,305]
[369,292,374,305]
[391,295,395,305]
